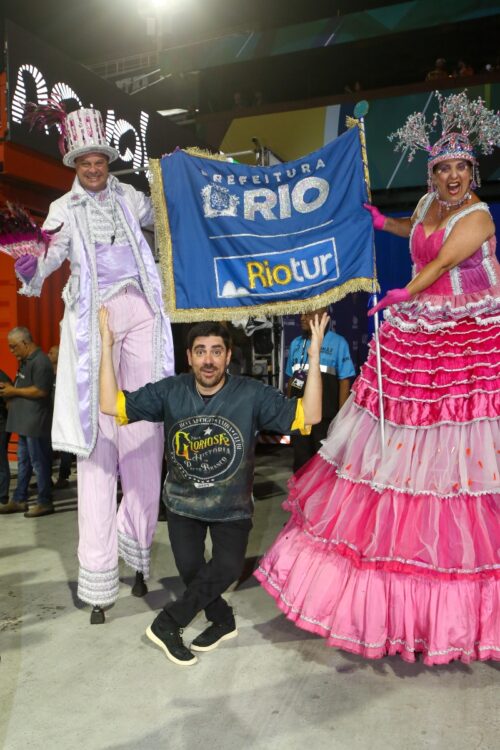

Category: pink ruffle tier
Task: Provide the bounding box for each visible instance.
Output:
[287,448,499,580]
[307,402,500,502]
[355,318,500,425]
[255,522,500,665]
[256,285,500,664]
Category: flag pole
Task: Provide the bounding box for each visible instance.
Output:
[347,103,385,445]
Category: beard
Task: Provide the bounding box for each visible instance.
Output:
[195,367,226,390]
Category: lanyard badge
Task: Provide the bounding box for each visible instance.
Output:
[290,338,308,390]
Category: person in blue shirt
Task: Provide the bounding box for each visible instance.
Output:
[286,307,355,471]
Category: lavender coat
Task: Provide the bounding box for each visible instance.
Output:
[18,175,174,457]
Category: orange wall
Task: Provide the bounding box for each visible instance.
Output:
[0,253,69,380]
[0,254,18,380]
[1,69,72,373]
[0,166,70,376]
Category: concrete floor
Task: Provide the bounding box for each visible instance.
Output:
[1,446,499,750]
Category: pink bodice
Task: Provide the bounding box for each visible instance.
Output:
[411,222,499,296]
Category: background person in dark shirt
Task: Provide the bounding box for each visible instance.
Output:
[0,327,54,517]
[0,369,12,505]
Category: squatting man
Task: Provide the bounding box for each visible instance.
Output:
[99,307,329,666]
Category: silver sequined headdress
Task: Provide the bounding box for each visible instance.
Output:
[389,90,500,190]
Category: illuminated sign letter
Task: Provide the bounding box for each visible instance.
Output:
[11,64,48,123]
[112,118,142,169]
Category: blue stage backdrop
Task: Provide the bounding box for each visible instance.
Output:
[150,126,377,321]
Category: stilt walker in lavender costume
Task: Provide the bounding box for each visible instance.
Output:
[255,91,500,664]
[14,104,174,624]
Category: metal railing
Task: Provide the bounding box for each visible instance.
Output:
[84,51,159,80]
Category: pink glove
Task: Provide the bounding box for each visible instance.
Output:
[368,288,411,317]
[15,254,38,282]
[363,203,387,231]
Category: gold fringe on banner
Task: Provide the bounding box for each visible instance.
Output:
[177,147,229,163]
[160,278,375,322]
[149,148,232,320]
[149,148,379,323]
[149,158,176,313]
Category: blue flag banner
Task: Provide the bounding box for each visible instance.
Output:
[150,125,377,321]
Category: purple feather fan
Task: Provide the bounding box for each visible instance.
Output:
[0,202,62,259]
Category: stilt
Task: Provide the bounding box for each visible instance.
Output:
[131,571,148,597]
[90,606,105,624]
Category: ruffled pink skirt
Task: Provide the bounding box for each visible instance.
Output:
[255,302,500,665]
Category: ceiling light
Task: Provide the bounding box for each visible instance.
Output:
[157,108,188,116]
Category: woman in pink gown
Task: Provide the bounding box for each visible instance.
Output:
[255,92,500,665]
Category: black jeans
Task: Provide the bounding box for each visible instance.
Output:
[292,417,331,472]
[0,431,11,504]
[163,509,252,629]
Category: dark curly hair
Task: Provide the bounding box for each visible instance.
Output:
[186,322,232,351]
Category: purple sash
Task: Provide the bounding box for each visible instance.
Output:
[95,243,141,288]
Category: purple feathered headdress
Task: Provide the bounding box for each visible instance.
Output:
[23,99,68,156]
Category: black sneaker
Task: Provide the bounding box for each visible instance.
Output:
[146,614,197,666]
[191,618,238,652]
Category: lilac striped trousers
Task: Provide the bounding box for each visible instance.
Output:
[77,287,164,607]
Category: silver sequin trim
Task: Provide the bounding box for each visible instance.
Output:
[483,254,499,287]
[386,308,500,332]
[117,530,151,579]
[443,203,491,244]
[86,190,129,245]
[74,205,100,457]
[449,266,463,295]
[397,294,500,317]
[78,565,120,606]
